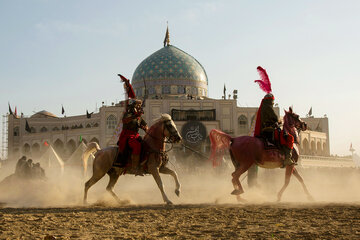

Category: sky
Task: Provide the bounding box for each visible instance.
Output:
[0,0,359,156]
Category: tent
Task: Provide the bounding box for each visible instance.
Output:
[38,145,64,173]
[65,142,95,177]
[66,142,88,167]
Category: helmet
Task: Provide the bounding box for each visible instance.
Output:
[264,93,275,100]
[128,99,142,106]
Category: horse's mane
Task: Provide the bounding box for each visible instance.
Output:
[147,113,173,136]
[145,114,173,149]
[152,113,172,124]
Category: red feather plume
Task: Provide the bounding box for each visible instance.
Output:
[254,66,272,94]
[118,74,136,99]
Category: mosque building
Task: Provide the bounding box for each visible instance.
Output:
[5,28,329,162]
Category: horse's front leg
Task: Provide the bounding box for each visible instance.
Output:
[277,165,294,202]
[159,166,181,197]
[292,168,314,201]
[148,165,173,205]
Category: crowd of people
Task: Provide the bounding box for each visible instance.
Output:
[15,156,46,180]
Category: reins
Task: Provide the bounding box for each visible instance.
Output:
[143,120,175,154]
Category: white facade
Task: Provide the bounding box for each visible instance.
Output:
[7,97,330,162]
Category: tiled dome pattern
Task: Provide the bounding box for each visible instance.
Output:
[131,45,208,97]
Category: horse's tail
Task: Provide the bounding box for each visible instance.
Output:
[82,142,101,177]
[209,129,232,167]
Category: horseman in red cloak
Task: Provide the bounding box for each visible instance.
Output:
[117,74,148,175]
[254,66,294,167]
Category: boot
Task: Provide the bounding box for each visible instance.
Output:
[131,154,143,176]
[282,147,294,168]
[113,150,122,167]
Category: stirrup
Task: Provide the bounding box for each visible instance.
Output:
[112,162,122,168]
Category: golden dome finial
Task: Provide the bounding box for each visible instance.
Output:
[163,22,170,47]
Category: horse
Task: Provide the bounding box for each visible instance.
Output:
[82,113,182,205]
[209,107,313,202]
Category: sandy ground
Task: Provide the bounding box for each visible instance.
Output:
[0,203,360,239]
[1,159,360,239]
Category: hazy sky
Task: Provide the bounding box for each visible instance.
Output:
[0,0,359,156]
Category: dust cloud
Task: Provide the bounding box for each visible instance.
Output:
[0,154,360,208]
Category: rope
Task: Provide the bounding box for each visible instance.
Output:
[181,143,209,159]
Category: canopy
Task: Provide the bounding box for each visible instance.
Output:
[38,145,64,172]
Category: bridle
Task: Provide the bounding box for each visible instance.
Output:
[144,120,178,153]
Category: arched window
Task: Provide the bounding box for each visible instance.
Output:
[162,85,171,94]
[316,142,322,155]
[302,139,309,155]
[238,115,248,134]
[178,86,186,94]
[323,142,327,156]
[310,141,316,155]
[106,115,117,134]
[93,123,99,127]
[40,127,47,132]
[22,143,30,155]
[13,127,19,136]
[86,123,91,128]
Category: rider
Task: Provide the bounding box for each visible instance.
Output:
[254,93,294,167]
[118,99,148,175]
[117,74,148,175]
[254,66,294,167]
[254,93,279,144]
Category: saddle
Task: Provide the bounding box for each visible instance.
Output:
[112,138,147,168]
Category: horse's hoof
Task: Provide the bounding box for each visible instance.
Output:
[175,189,180,197]
[231,189,243,195]
[236,195,247,203]
[166,201,173,205]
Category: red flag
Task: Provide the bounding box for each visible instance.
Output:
[14,106,17,117]
[118,74,136,99]
[44,141,49,147]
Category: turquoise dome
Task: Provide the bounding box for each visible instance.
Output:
[131,45,208,98]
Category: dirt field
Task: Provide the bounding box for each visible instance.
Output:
[0,203,360,239]
[1,161,360,239]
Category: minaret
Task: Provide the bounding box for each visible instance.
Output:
[163,23,170,47]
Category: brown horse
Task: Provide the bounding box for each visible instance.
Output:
[210,107,313,202]
[82,114,182,205]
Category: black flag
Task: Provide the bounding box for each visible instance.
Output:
[86,110,93,119]
[25,120,31,133]
[8,103,13,115]
[62,105,65,115]
[163,25,169,47]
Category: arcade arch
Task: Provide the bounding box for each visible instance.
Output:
[238,115,248,135]
[66,139,76,155]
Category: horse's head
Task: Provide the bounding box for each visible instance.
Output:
[284,107,307,131]
[159,114,182,143]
